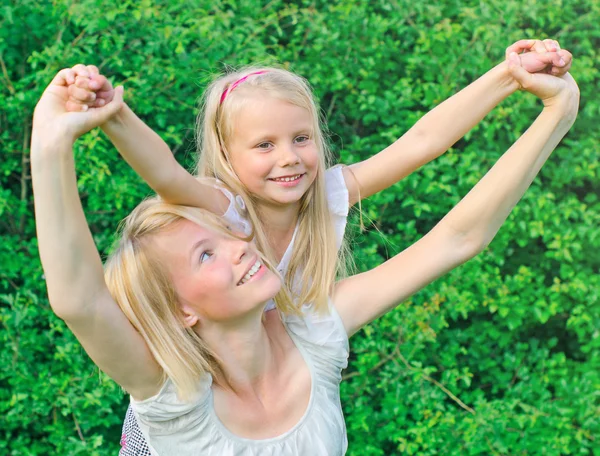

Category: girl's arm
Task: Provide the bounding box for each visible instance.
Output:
[334,61,579,336]
[32,72,163,400]
[344,39,572,205]
[66,64,229,213]
[101,103,229,212]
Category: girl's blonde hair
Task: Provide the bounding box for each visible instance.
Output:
[104,198,294,400]
[195,66,347,313]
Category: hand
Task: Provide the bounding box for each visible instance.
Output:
[506,39,573,77]
[65,64,115,112]
[32,68,124,143]
[507,52,579,110]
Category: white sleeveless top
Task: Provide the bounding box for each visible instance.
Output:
[130,304,350,456]
[120,166,350,455]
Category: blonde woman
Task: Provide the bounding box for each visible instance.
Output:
[33,53,578,455]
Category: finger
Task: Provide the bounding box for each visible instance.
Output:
[51,68,75,87]
[88,74,111,92]
[506,39,536,58]
[507,52,533,90]
[558,49,572,69]
[532,51,565,67]
[66,99,89,112]
[552,50,572,74]
[542,39,558,52]
[531,40,548,53]
[86,65,100,77]
[92,85,124,122]
[68,83,97,102]
[71,64,91,78]
[74,75,93,90]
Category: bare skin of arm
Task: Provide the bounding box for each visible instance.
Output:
[334,60,579,336]
[32,74,163,400]
[343,39,573,205]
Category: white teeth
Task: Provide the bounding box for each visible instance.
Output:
[273,174,301,182]
[239,260,261,285]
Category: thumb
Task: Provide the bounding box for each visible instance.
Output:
[94,85,125,123]
[507,52,532,90]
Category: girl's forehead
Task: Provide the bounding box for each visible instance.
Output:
[232,97,313,131]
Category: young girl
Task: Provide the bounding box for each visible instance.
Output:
[65,39,572,314]
[34,54,579,455]
[62,39,573,453]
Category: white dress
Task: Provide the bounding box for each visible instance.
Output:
[130,304,350,456]
[119,166,350,455]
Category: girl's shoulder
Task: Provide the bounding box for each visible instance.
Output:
[324,165,350,217]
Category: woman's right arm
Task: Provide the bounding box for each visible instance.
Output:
[32,71,163,400]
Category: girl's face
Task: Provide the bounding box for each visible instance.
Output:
[226,95,320,209]
[152,220,281,325]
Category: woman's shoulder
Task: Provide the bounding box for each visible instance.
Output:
[130,375,213,423]
[281,304,349,368]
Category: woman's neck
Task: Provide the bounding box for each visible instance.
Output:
[198,310,283,397]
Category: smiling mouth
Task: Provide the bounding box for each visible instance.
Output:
[237,260,262,285]
[269,173,305,183]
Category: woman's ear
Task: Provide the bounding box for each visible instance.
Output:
[181,305,200,328]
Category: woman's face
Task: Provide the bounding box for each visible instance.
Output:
[152,220,281,324]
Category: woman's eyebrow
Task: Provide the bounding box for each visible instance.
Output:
[189,239,209,264]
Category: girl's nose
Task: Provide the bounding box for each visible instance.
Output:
[278,144,301,167]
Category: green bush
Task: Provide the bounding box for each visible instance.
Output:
[1,0,598,454]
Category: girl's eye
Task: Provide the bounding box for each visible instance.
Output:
[294,135,310,144]
[256,142,272,150]
[199,251,213,263]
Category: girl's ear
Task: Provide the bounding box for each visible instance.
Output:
[181,306,200,328]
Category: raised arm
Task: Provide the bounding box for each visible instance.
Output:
[31,71,163,400]
[344,39,573,205]
[65,65,229,213]
[335,57,579,336]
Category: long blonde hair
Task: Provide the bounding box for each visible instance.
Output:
[195,66,347,312]
[104,198,294,400]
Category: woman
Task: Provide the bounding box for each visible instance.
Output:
[32,53,579,455]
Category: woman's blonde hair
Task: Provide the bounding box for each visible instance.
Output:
[104,198,294,400]
[195,66,348,313]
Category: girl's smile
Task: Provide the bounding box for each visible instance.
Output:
[228,95,319,207]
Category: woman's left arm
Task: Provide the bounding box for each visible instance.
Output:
[343,39,572,205]
[334,64,579,336]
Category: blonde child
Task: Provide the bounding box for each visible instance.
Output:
[65,39,572,314]
[34,53,579,454]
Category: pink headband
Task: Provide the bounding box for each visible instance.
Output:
[219,71,268,104]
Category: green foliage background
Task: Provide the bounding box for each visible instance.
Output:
[1,0,598,454]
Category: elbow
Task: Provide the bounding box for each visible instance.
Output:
[441,225,490,265]
[45,282,102,323]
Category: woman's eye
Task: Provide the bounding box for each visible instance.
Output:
[199,251,213,263]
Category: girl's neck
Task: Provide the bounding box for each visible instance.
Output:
[257,201,300,262]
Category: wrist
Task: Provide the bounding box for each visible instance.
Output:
[31,131,75,160]
[494,60,521,94]
[100,102,130,130]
